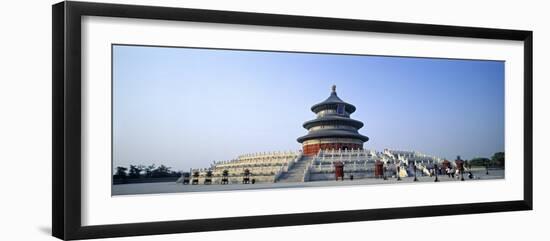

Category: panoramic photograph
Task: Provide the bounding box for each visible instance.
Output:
[111,44,505,195]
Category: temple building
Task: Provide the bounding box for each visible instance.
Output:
[298,85,369,155]
[184,85,448,185]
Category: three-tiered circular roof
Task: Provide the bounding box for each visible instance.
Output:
[297,85,369,143]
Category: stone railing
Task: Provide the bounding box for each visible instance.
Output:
[310,160,375,173]
[303,165,311,182]
[287,153,301,170]
[302,157,315,182]
[237,151,298,160]
[273,168,283,182]
[416,163,432,176]
[211,150,300,170]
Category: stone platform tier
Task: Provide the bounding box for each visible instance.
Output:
[190,151,301,184]
[306,148,443,181]
[186,149,446,184]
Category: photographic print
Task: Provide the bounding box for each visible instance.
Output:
[111,44,505,195]
[53,3,532,239]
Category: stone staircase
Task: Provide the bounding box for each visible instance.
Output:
[276,156,313,183]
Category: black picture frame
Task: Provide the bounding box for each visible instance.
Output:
[52,1,533,240]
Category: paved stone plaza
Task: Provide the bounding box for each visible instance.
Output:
[112,169,504,195]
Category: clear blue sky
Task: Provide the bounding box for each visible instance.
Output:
[113,45,504,172]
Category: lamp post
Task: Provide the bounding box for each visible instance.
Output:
[383,165,387,180]
[434,164,439,182]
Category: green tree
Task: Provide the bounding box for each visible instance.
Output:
[114,166,128,179]
[144,164,156,177]
[469,157,491,167]
[128,165,144,178]
[152,164,172,177]
[491,152,505,167]
[171,170,182,177]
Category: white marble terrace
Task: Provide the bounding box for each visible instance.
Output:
[186,148,448,184]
